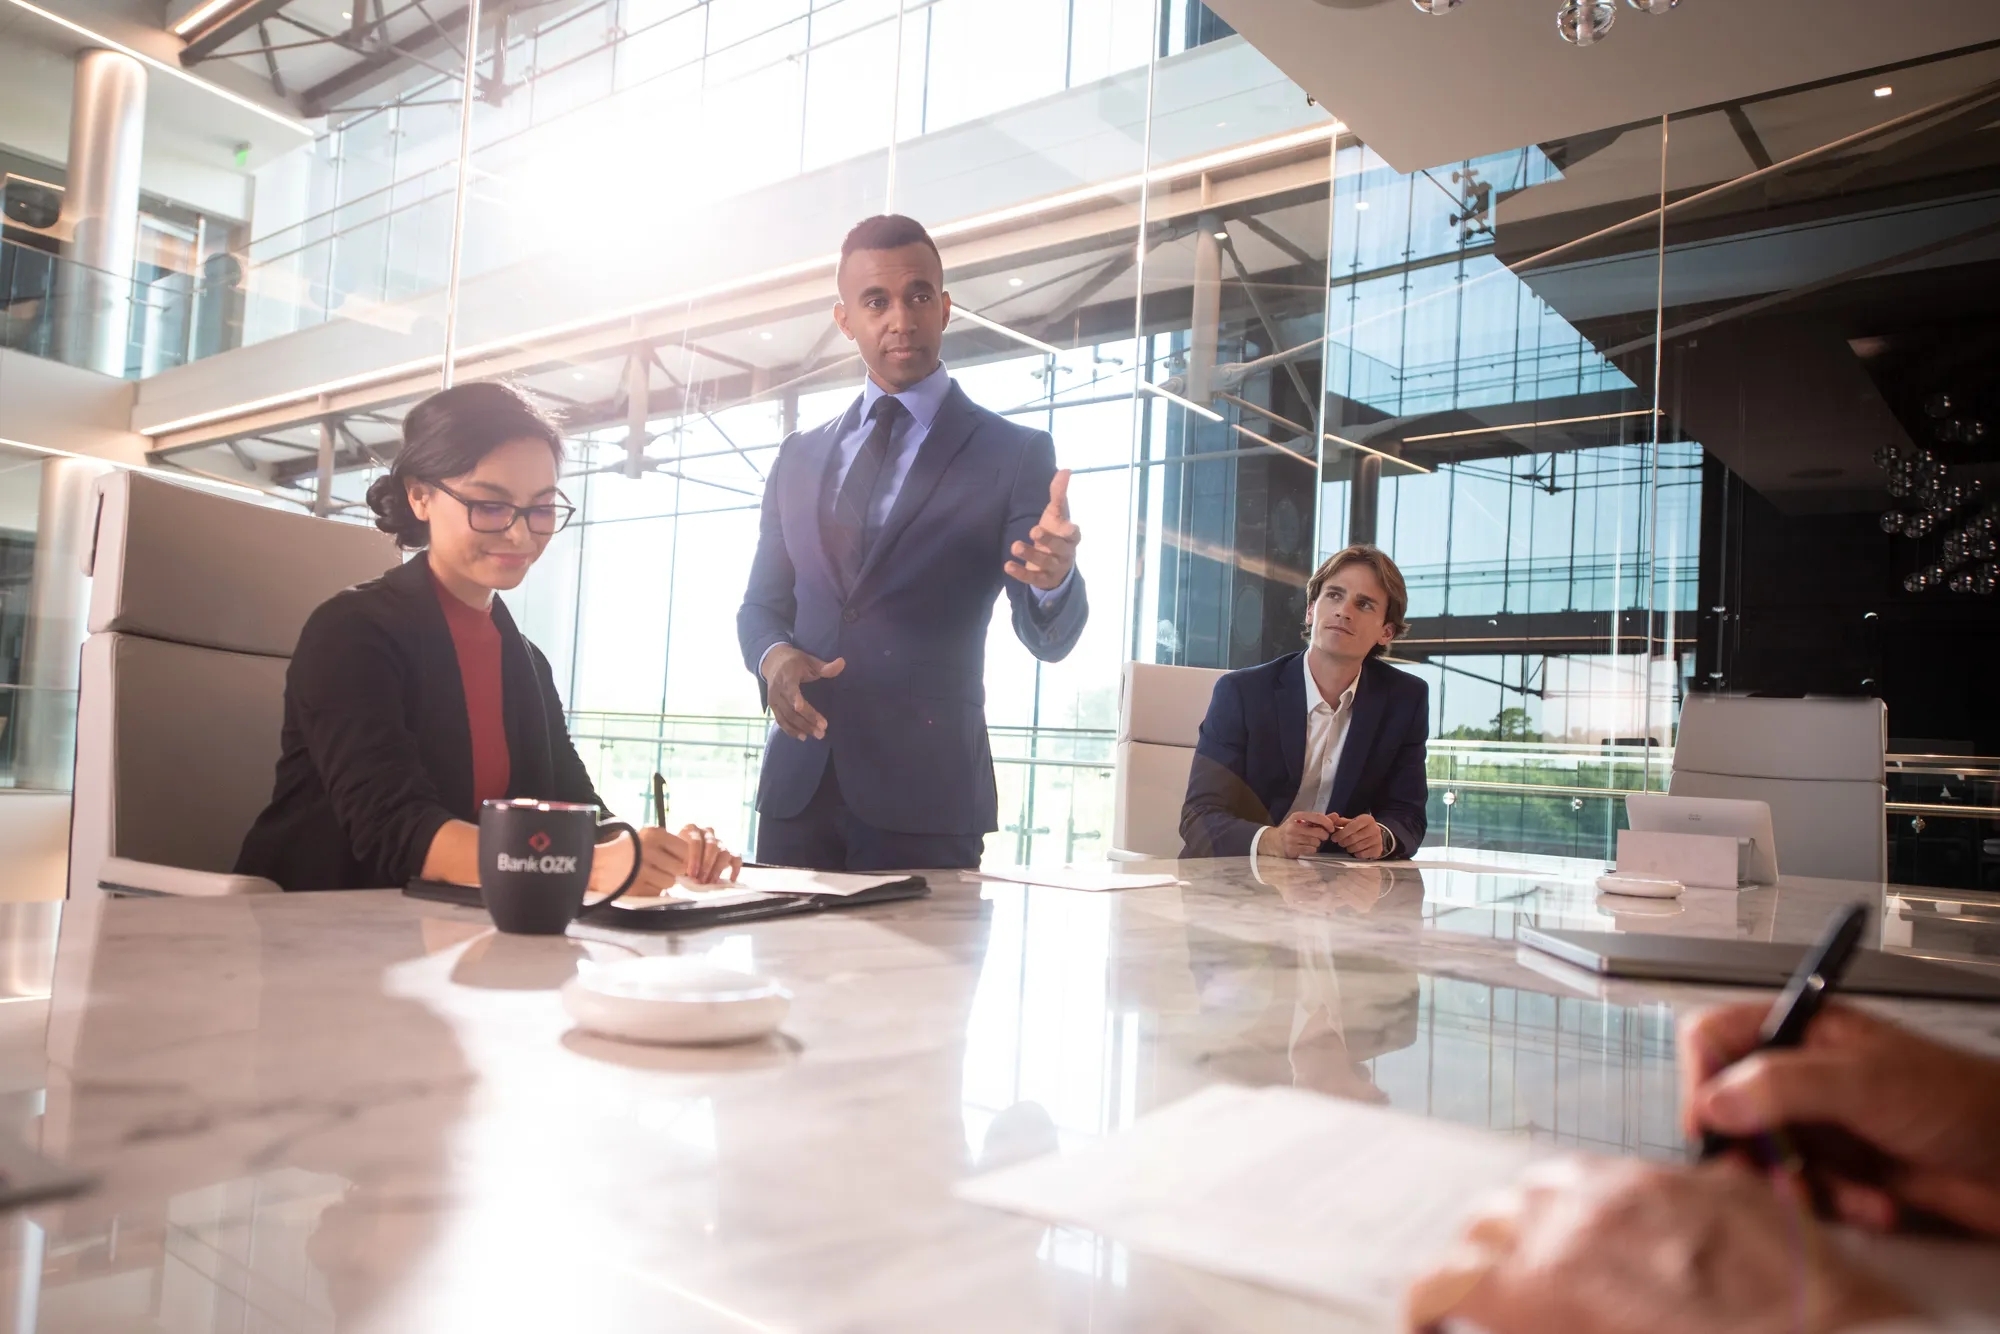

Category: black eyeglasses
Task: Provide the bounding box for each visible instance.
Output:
[432,481,576,536]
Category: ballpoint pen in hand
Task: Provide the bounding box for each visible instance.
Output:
[1698,901,1870,1164]
[652,772,668,829]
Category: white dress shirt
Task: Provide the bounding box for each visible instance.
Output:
[1251,661,1381,860]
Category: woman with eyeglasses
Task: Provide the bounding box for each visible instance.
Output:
[236,381,741,893]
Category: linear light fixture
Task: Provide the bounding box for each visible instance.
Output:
[1,0,314,136]
[1138,379,1225,422]
[929,121,1342,245]
[1400,407,1658,443]
[146,125,1341,438]
[0,432,272,499]
[1323,431,1434,474]
[169,0,246,36]
[1231,422,1315,466]
[954,306,1063,357]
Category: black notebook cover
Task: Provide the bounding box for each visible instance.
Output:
[403,874,930,932]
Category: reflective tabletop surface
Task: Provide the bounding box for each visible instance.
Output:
[3,855,1997,1332]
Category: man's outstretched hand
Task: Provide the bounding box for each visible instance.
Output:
[761,644,845,741]
[1005,469,1082,591]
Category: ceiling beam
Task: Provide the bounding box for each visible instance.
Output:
[298,0,530,116]
[179,0,298,66]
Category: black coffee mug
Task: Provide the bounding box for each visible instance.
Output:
[478,799,642,935]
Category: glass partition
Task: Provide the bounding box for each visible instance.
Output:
[30,1,1986,882]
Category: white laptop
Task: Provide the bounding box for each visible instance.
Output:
[1624,794,1780,885]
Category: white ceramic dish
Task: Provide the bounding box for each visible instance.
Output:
[1595,872,1684,899]
[561,956,792,1045]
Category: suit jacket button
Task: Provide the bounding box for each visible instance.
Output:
[842,607,858,623]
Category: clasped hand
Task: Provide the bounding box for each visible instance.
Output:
[1263,810,1387,859]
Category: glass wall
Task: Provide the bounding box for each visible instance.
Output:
[14,2,1982,879]
[132,0,1689,866]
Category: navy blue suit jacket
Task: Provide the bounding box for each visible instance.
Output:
[1179,653,1429,859]
[737,380,1088,835]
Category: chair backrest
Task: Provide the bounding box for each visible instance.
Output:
[1668,694,1887,883]
[67,471,400,896]
[1113,661,1226,857]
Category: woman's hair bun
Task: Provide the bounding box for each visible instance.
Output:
[365,470,424,548]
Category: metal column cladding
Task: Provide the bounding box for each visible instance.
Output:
[54,48,147,378]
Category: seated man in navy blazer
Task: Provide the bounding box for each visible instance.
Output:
[737,215,1088,871]
[1180,544,1428,861]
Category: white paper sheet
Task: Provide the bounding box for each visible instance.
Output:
[956,1083,1541,1319]
[976,866,1184,893]
[727,867,910,897]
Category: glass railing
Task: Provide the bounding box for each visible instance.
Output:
[566,711,1119,867]
[555,711,2000,884]
[0,684,80,793]
[1425,739,1666,862]
[0,232,221,380]
[1886,755,2000,891]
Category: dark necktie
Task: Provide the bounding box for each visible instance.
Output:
[828,395,905,584]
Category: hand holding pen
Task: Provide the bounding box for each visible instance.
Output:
[1682,908,2000,1236]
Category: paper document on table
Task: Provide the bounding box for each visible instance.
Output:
[615,886,778,910]
[976,866,1183,892]
[956,1083,1542,1320]
[729,867,910,897]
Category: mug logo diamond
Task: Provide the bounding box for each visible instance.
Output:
[528,831,552,853]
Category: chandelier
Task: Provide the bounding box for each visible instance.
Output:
[1410,0,1679,47]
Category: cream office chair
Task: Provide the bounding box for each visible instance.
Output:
[1668,694,1887,883]
[67,471,400,898]
[1113,662,1226,858]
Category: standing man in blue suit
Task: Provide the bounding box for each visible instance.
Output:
[737,215,1088,871]
[1180,545,1429,861]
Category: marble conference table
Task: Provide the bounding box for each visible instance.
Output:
[2,852,1997,1333]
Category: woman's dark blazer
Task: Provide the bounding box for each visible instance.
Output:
[235,551,604,891]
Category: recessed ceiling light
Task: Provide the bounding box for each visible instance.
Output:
[1211,229,1228,240]
[1874,85,1893,97]
[1355,200,1370,211]
[1007,276,1024,287]
[572,371,586,380]
[759,331,773,340]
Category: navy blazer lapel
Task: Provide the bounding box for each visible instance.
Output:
[791,405,855,596]
[1277,652,1307,800]
[852,382,978,596]
[1325,658,1391,817]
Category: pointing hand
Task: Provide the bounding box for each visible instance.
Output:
[1005,469,1082,591]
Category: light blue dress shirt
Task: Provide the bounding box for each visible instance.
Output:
[758,361,1073,673]
[832,361,1074,608]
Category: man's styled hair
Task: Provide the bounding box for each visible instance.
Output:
[1304,544,1410,656]
[838,214,941,279]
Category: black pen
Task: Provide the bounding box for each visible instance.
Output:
[652,772,668,829]
[1698,901,1869,1162]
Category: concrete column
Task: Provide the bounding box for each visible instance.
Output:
[15,458,112,790]
[53,49,147,378]
[312,419,336,516]
[1348,453,1381,546]
[1187,212,1223,404]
